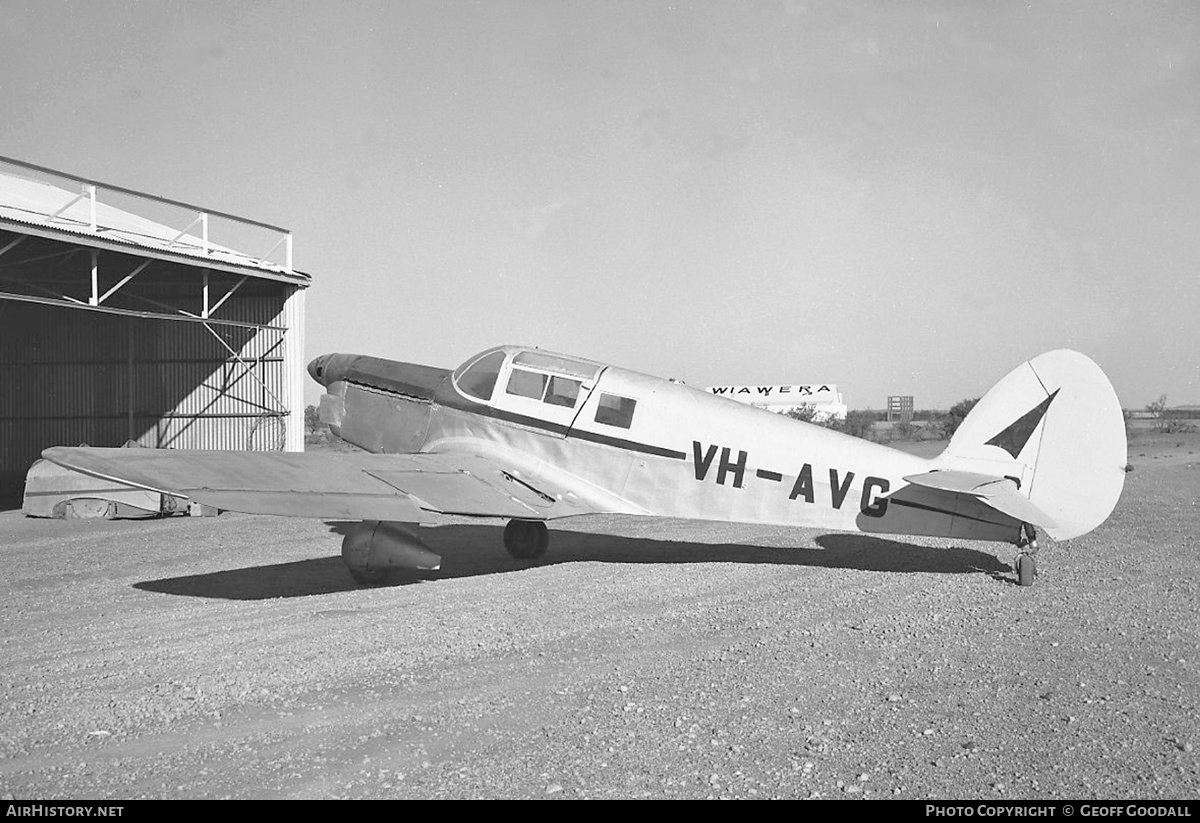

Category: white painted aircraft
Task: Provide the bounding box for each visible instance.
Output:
[43,346,1127,587]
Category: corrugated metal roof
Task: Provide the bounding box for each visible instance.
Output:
[0,165,310,286]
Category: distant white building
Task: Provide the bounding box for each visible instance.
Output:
[706,384,847,422]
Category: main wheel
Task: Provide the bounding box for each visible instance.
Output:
[1016,552,1037,587]
[504,519,549,559]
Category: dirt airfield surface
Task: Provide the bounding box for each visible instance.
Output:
[1,432,1197,800]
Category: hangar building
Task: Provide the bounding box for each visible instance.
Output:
[0,156,310,507]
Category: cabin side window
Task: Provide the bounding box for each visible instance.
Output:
[506,368,584,409]
[545,375,581,408]
[506,368,548,400]
[595,393,636,429]
[456,350,506,401]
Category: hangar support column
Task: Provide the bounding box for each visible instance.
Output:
[284,284,306,452]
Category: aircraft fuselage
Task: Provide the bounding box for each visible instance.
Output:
[308,347,1024,543]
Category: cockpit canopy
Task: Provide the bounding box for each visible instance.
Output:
[450,346,638,430]
[453,349,506,402]
[453,347,601,404]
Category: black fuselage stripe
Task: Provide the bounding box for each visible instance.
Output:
[569,427,687,459]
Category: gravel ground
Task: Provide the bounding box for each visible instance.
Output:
[0,434,1196,800]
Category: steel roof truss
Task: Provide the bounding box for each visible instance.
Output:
[95,258,153,306]
[0,235,26,259]
[44,184,96,231]
[203,273,247,319]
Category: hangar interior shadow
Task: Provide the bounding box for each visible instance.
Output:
[0,255,283,508]
[133,522,1015,601]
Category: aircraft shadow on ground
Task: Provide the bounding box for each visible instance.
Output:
[135,557,358,600]
[133,521,1013,601]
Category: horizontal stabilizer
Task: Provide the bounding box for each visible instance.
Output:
[899,470,1057,530]
[901,470,1008,494]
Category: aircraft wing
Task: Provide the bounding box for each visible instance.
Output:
[40,446,597,522]
[899,470,1057,530]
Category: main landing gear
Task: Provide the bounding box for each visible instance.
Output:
[1014,522,1039,587]
[504,519,549,560]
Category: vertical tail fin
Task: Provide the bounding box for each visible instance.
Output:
[940,350,1126,540]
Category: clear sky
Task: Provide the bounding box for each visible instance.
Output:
[2,0,1197,409]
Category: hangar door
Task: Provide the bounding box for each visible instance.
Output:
[0,292,292,507]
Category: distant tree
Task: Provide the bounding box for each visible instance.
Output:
[783,404,820,424]
[838,409,877,440]
[304,404,335,444]
[944,397,980,439]
[922,414,950,441]
[1146,393,1169,432]
[304,404,322,435]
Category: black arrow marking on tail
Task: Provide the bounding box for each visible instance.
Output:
[985,389,1060,458]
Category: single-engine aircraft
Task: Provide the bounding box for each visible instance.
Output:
[42,345,1126,587]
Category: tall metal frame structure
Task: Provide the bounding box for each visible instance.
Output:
[0,156,311,504]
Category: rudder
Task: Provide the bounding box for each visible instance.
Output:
[940,350,1126,541]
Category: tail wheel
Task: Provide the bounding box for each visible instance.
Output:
[504,519,549,559]
[1016,552,1037,587]
[1016,522,1039,586]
